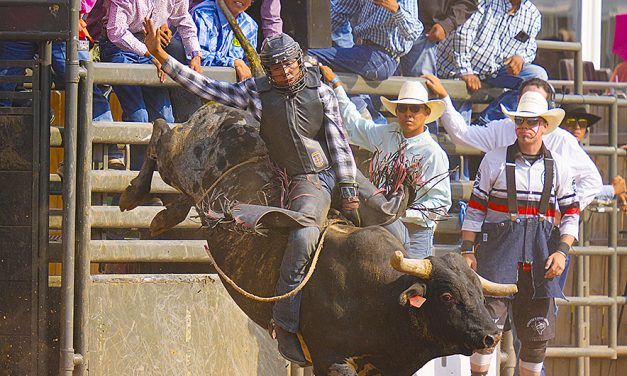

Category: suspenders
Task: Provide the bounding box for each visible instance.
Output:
[505,143,554,222]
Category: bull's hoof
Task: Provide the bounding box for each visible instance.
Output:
[149,197,193,236]
[119,184,147,212]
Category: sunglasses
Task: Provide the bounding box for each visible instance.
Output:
[564,117,589,129]
[514,116,544,126]
[397,104,425,113]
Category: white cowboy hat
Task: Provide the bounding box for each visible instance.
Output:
[501,91,565,134]
[380,81,445,124]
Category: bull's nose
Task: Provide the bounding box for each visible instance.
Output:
[483,332,502,348]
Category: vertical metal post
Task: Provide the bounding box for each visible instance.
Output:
[59,0,81,374]
[583,255,590,376]
[574,49,583,94]
[37,40,52,376]
[75,60,94,376]
[576,254,585,376]
[608,100,618,359]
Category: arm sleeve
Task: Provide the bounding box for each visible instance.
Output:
[169,0,202,56]
[319,84,357,184]
[595,185,616,201]
[434,0,479,36]
[452,8,481,76]
[260,0,282,38]
[331,0,358,32]
[555,159,580,240]
[405,151,453,225]
[391,0,423,41]
[106,0,148,56]
[193,10,219,66]
[462,156,493,232]
[519,7,541,63]
[333,85,385,151]
[559,135,603,210]
[161,56,262,120]
[439,96,510,152]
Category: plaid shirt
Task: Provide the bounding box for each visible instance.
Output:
[437,0,541,79]
[161,57,357,183]
[331,0,422,57]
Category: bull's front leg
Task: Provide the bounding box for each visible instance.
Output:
[322,357,383,376]
[119,119,170,211]
[149,194,194,236]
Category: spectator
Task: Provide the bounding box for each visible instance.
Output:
[0,1,112,123]
[101,0,202,168]
[322,66,451,259]
[330,0,354,48]
[459,91,577,376]
[559,105,627,208]
[189,0,258,68]
[438,0,547,123]
[309,0,422,81]
[398,0,478,76]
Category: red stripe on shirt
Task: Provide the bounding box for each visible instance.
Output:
[487,202,557,217]
[468,199,487,212]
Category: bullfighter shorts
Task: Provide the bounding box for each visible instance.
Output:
[484,265,557,343]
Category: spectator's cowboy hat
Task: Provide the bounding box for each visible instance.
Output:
[380,81,445,124]
[561,105,601,128]
[501,91,565,134]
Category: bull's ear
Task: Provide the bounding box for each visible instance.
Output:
[399,282,428,308]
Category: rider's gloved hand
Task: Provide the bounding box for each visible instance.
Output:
[339,182,360,211]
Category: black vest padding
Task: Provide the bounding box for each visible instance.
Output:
[256,67,331,176]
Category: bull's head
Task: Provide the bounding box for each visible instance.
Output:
[390,251,516,355]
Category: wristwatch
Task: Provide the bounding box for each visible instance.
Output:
[339,182,359,201]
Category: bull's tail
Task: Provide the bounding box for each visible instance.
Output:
[217,0,264,78]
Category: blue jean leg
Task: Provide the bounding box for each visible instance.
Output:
[0,41,38,106]
[308,45,398,81]
[398,34,437,76]
[405,224,434,259]
[273,171,335,333]
[478,64,548,124]
[99,40,173,123]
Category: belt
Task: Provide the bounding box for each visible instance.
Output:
[355,39,401,61]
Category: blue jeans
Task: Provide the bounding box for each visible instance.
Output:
[404,223,434,259]
[99,39,173,123]
[308,44,398,81]
[476,63,548,124]
[398,34,437,76]
[0,41,112,122]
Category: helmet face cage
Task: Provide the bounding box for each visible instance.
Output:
[260,40,306,95]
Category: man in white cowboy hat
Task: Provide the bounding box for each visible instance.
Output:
[456,90,579,376]
[321,66,451,259]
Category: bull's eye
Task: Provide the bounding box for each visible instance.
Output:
[440,292,454,302]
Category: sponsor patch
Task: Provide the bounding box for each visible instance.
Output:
[232,37,241,47]
[79,40,90,51]
[526,317,550,335]
[311,151,324,168]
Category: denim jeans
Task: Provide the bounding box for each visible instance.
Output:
[404,223,434,259]
[308,44,398,81]
[398,34,437,76]
[0,41,113,122]
[99,39,174,123]
[273,170,335,333]
[476,63,549,124]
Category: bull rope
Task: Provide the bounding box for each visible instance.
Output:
[205,219,344,302]
[193,155,346,302]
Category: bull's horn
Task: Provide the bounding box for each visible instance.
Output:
[217,0,264,77]
[390,251,432,279]
[475,272,518,297]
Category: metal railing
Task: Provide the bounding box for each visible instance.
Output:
[56,41,625,376]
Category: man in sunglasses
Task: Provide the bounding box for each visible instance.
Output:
[459,91,578,376]
[560,106,627,210]
[321,66,451,259]
[437,77,602,211]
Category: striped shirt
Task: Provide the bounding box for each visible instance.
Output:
[437,0,541,79]
[331,0,422,57]
[462,143,580,239]
[161,57,357,183]
[105,0,201,57]
[190,0,258,67]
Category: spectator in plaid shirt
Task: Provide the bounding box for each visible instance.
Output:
[438,0,547,122]
[142,18,409,365]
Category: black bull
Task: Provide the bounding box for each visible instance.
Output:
[120,103,512,375]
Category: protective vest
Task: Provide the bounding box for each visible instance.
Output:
[256,67,331,176]
[475,143,564,299]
